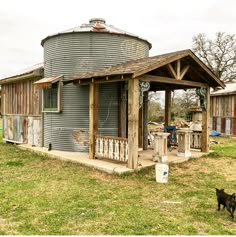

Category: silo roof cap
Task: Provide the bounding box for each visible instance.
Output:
[41,18,152,49]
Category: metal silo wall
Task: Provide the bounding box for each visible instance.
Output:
[43,32,149,151]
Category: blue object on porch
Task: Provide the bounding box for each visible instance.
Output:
[164,126,178,151]
[210,130,221,136]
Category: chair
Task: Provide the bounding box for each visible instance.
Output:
[164,126,178,151]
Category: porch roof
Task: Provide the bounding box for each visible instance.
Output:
[69,49,225,90]
[34,75,63,89]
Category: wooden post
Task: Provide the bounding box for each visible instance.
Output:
[201,87,210,152]
[128,79,139,169]
[89,82,98,159]
[165,89,171,126]
[138,106,143,148]
[143,91,149,150]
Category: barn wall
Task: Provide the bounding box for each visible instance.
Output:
[1,77,42,146]
[1,77,42,115]
[210,94,236,135]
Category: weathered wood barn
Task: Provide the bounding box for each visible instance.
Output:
[210,82,236,135]
[0,18,224,169]
[0,63,44,145]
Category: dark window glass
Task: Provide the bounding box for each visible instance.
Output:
[43,83,58,111]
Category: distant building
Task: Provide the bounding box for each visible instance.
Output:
[210,82,236,135]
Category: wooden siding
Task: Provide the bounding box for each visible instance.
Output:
[210,94,236,135]
[210,95,235,117]
[1,77,42,116]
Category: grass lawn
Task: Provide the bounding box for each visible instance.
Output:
[0,131,236,235]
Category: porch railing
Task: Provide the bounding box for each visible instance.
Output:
[190,131,202,149]
[95,135,128,162]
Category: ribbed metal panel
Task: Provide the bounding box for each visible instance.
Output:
[98,83,119,137]
[43,33,149,80]
[43,31,149,152]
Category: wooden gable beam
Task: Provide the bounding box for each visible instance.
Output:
[179,65,190,80]
[167,63,177,79]
[167,59,190,80]
[139,74,208,88]
[176,59,181,79]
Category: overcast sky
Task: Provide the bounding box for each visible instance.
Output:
[0,0,235,78]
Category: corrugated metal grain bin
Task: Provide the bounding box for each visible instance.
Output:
[41,18,151,151]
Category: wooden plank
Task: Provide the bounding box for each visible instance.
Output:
[139,74,208,88]
[143,92,149,150]
[179,65,190,80]
[201,87,210,152]
[138,106,143,148]
[167,63,177,79]
[165,89,171,126]
[176,60,181,80]
[89,82,98,159]
[128,78,139,169]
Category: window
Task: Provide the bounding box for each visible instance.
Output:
[43,82,61,112]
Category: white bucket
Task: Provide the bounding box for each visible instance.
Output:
[155,164,169,183]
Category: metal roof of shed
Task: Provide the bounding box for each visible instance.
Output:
[0,63,44,84]
[211,82,236,96]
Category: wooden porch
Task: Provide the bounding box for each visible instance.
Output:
[18,143,206,174]
[65,49,224,170]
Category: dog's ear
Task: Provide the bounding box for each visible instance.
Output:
[232,193,236,199]
[216,188,219,191]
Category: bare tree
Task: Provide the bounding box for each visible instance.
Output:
[192,32,236,82]
[171,90,197,119]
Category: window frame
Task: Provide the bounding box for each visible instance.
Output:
[42,81,62,113]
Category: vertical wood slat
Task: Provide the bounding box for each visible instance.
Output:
[128,79,139,169]
[2,78,41,116]
[202,87,210,152]
[143,92,149,150]
[89,82,98,159]
[165,89,171,126]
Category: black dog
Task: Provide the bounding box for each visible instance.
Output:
[216,188,236,220]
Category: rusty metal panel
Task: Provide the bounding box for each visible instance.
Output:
[225,118,231,135]
[27,117,34,145]
[212,117,217,131]
[232,118,236,135]
[221,117,226,134]
[216,117,221,133]
[2,114,42,146]
[7,116,13,140]
[13,115,23,142]
[2,116,7,139]
[234,95,236,117]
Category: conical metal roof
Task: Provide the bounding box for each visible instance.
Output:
[41,18,152,49]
